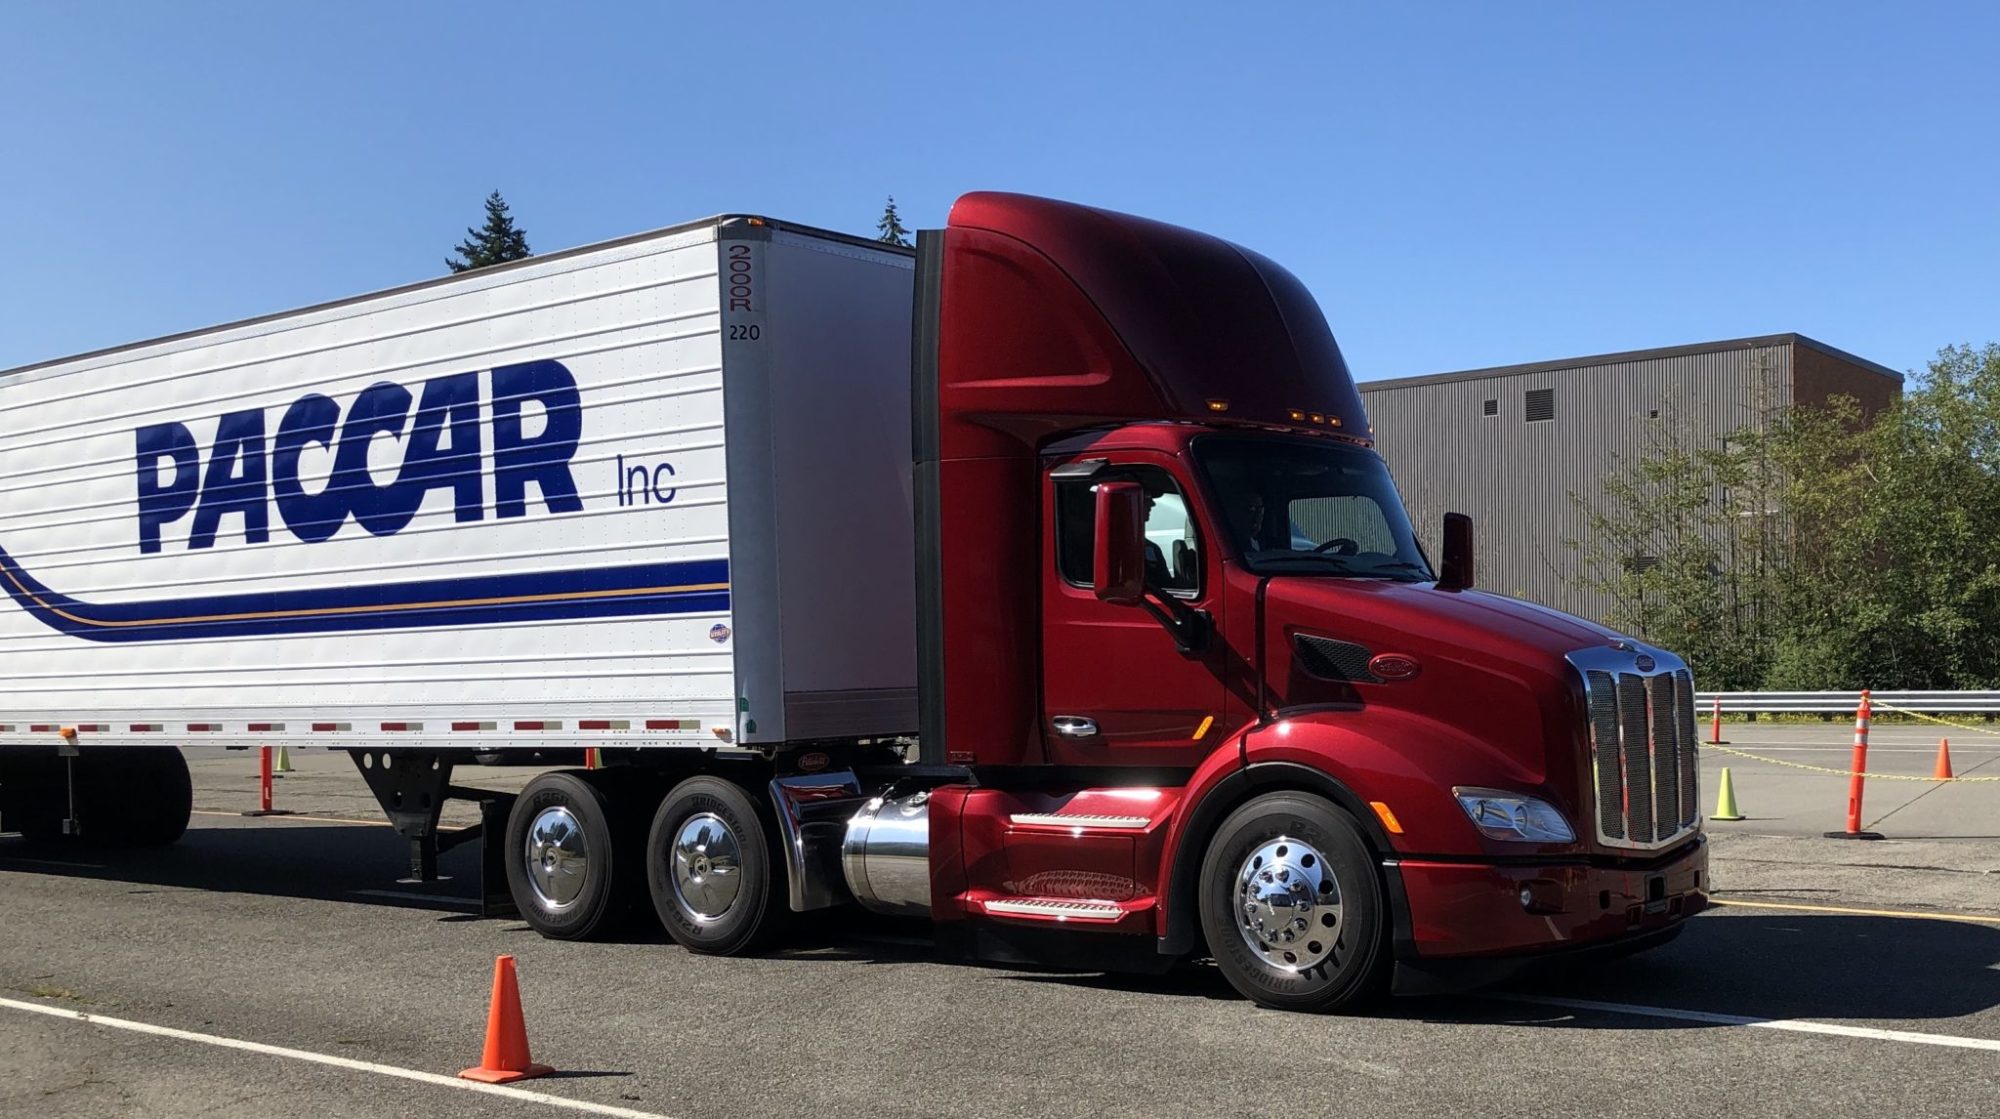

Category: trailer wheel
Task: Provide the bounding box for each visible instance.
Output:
[647,776,785,956]
[81,746,193,847]
[0,746,66,842]
[1197,791,1389,1013]
[505,772,632,940]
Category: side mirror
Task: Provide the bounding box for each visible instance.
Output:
[1092,481,1147,605]
[1439,512,1475,591]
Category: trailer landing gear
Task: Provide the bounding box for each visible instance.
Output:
[348,751,516,918]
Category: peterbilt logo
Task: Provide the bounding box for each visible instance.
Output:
[1634,654,1656,672]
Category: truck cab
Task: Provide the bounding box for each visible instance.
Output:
[875,192,1707,1011]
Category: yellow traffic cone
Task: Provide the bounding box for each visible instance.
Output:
[1709,767,1745,821]
[273,743,293,775]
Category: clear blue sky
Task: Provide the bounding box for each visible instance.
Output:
[3,2,1993,381]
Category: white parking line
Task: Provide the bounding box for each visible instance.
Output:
[0,995,675,1119]
[1490,994,2000,1053]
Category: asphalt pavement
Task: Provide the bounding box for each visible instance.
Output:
[0,729,1995,1118]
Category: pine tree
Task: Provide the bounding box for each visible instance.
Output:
[876,195,911,247]
[447,191,533,273]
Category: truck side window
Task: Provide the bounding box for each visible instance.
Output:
[1054,467,1200,595]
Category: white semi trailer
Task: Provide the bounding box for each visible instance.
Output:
[0,216,920,936]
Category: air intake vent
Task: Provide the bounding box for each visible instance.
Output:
[1482,398,1498,417]
[1293,635,1380,683]
[1525,388,1555,423]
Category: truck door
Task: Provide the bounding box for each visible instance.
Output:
[1040,454,1229,767]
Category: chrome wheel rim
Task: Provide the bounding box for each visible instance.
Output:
[524,806,590,912]
[1234,836,1343,972]
[670,812,743,924]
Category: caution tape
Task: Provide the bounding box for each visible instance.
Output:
[1705,742,2000,782]
[1868,700,2000,739]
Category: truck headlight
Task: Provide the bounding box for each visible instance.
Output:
[1453,788,1576,843]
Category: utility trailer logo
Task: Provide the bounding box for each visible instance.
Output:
[0,359,731,642]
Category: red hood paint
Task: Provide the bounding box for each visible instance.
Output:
[1260,576,1626,847]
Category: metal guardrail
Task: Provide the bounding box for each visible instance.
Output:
[1696,691,2000,715]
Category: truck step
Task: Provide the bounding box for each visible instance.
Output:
[1007,812,1151,830]
[982,898,1128,921]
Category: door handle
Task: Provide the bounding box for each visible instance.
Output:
[1052,716,1100,739]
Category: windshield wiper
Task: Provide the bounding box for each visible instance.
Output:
[1250,554,1429,580]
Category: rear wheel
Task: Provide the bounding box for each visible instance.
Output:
[504,771,636,940]
[646,776,785,955]
[0,746,191,847]
[82,746,193,847]
[1198,791,1389,1013]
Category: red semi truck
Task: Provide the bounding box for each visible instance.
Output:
[0,192,1705,1012]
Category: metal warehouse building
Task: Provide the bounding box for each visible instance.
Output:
[1359,334,1901,623]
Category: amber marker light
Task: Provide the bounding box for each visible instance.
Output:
[1328,415,1342,427]
[1309,413,1326,425]
[1205,399,1230,413]
[1287,409,1306,422]
[1369,801,1405,835]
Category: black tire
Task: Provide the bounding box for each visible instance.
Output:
[1197,791,1389,1013]
[82,746,193,848]
[0,746,66,842]
[0,746,190,848]
[646,776,786,955]
[504,771,635,940]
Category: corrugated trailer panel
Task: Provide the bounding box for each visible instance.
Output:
[0,225,739,749]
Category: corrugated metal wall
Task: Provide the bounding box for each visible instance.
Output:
[1359,343,1792,623]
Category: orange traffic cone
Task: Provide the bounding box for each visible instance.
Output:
[460,955,553,1083]
[1934,738,1954,780]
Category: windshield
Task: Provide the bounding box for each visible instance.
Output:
[1193,436,1434,581]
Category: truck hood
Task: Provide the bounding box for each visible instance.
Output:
[1270,577,1624,666]
[1261,576,1627,816]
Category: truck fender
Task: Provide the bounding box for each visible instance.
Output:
[1154,759,1399,957]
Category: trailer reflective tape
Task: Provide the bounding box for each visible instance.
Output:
[0,725,15,732]
[30,724,55,732]
[187,724,222,732]
[452,721,498,732]
[247,723,285,733]
[645,719,700,730]
[75,723,107,732]
[380,723,424,732]
[578,720,630,731]
[0,545,729,643]
[312,722,351,732]
[512,720,565,731]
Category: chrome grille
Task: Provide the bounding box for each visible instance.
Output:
[1576,657,1700,849]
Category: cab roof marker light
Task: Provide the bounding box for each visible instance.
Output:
[1205,399,1230,413]
[1309,413,1326,425]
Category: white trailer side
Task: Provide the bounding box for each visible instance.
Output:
[0,219,916,754]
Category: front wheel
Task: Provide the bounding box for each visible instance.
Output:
[1197,791,1389,1013]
